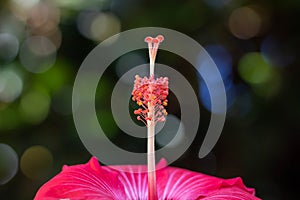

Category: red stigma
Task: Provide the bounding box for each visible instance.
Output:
[145,37,153,43]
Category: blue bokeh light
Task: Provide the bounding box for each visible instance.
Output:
[199,79,236,112]
[261,35,295,67]
[200,44,232,81]
[198,44,235,112]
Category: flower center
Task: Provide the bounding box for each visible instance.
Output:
[132,75,168,125]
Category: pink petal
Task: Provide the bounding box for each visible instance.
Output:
[158,167,260,200]
[201,187,260,200]
[157,166,220,199]
[34,157,125,200]
[35,157,260,200]
[198,177,260,199]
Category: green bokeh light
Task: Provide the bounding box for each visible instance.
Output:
[238,52,272,84]
[252,69,282,98]
[20,145,53,180]
[19,90,51,124]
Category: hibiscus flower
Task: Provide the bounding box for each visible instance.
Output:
[35,35,260,200]
[35,156,260,200]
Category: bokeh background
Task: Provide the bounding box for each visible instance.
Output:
[0,0,299,199]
